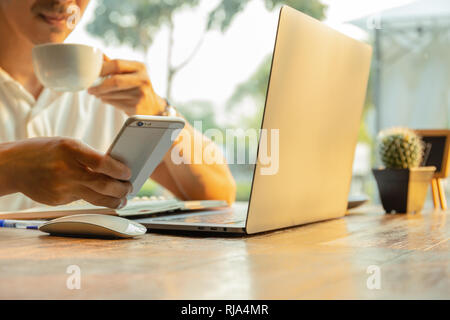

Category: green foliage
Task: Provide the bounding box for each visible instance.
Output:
[137,179,162,197]
[207,0,250,31]
[176,100,221,132]
[176,100,227,145]
[235,180,252,201]
[137,176,252,201]
[88,0,327,48]
[264,0,326,19]
[87,0,200,51]
[208,0,326,31]
[377,128,424,169]
[358,119,372,145]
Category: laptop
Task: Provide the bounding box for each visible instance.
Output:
[135,5,372,235]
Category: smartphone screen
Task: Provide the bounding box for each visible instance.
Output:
[107,116,185,198]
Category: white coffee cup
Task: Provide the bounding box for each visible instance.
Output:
[32,43,103,92]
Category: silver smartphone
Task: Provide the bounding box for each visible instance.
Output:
[107,115,185,198]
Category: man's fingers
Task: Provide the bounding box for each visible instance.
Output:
[95,87,142,100]
[83,155,132,181]
[97,98,136,114]
[99,98,136,106]
[100,59,143,77]
[88,74,144,95]
[77,185,127,209]
[69,141,131,180]
[80,172,133,198]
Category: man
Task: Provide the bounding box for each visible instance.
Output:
[0,0,236,211]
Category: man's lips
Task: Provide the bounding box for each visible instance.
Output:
[39,12,69,26]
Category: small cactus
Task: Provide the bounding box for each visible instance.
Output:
[378,127,424,169]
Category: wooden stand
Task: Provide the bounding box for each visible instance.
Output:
[415,130,450,211]
[431,178,447,210]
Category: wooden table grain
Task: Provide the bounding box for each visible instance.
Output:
[0,204,448,299]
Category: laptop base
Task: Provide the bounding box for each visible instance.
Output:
[135,207,248,234]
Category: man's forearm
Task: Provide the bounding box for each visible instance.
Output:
[153,121,236,204]
[0,142,18,197]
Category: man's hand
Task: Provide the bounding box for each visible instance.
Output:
[88,57,166,116]
[0,137,132,209]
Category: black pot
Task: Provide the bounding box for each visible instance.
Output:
[372,167,435,214]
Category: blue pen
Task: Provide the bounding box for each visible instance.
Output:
[0,219,45,230]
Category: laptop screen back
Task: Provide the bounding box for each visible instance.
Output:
[245,6,372,234]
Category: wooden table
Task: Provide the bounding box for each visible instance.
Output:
[0,204,448,299]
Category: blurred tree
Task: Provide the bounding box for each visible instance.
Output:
[87,0,326,101]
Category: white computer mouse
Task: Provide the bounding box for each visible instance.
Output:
[39,214,147,239]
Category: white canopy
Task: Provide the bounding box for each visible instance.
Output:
[350,0,450,30]
[348,0,450,132]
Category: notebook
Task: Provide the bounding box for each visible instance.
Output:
[0,197,228,220]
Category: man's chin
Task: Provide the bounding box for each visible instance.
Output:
[31,31,69,45]
[29,18,71,45]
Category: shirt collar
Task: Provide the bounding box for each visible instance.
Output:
[0,67,16,84]
[0,66,63,108]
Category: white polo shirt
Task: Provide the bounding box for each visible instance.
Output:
[0,67,128,211]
